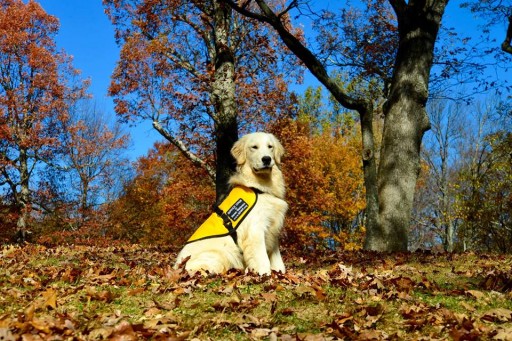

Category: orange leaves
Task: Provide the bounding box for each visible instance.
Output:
[41,288,57,310]
[272,118,365,250]
[104,0,297,167]
[108,142,214,246]
[1,0,90,236]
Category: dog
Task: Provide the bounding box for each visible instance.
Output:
[175,132,288,275]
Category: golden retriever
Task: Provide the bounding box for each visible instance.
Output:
[175,132,287,275]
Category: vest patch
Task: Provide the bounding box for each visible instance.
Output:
[226,199,249,221]
[186,186,258,244]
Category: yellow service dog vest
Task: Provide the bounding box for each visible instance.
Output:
[186,186,259,244]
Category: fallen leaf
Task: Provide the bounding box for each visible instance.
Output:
[493,327,512,341]
[312,284,327,301]
[481,308,512,323]
[0,328,14,341]
[279,307,294,316]
[260,292,277,302]
[110,320,138,341]
[466,290,486,300]
[30,318,52,333]
[42,288,57,310]
[153,298,178,310]
[460,301,476,312]
[127,288,145,296]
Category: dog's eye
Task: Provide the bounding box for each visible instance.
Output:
[268,145,273,149]
[251,145,258,150]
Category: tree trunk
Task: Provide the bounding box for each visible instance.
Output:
[79,177,89,229]
[364,0,448,251]
[441,160,455,252]
[16,148,30,242]
[212,1,238,202]
[360,108,381,250]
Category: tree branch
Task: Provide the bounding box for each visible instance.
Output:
[223,0,269,22]
[502,15,512,55]
[152,120,216,183]
[388,0,407,18]
[222,0,371,116]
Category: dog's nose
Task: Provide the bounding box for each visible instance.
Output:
[262,156,272,166]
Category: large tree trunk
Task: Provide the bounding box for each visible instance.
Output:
[364,0,448,251]
[212,1,238,201]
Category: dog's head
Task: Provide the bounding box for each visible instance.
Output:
[231,132,284,175]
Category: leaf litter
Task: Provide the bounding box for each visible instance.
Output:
[0,245,511,340]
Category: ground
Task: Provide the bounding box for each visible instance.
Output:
[0,244,511,340]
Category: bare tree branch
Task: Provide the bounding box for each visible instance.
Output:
[222,0,371,116]
[152,120,216,183]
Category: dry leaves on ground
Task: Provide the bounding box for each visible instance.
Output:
[1,245,511,340]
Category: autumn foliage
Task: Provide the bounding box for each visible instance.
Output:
[0,0,73,234]
[271,118,366,251]
[102,116,366,251]
[108,142,215,246]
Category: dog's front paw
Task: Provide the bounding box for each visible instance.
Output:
[271,264,285,273]
[246,266,271,276]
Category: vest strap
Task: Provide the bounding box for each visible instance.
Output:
[213,205,238,244]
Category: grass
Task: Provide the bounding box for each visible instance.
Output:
[0,244,511,340]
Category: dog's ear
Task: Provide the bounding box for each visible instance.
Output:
[231,137,246,165]
[271,134,285,165]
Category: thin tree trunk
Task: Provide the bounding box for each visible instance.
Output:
[360,108,381,250]
[502,15,512,54]
[212,0,238,202]
[16,148,30,242]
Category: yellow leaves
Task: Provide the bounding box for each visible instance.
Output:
[272,118,365,250]
[42,288,57,310]
[466,290,487,300]
[344,242,363,251]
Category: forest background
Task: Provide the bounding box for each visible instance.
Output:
[0,0,511,254]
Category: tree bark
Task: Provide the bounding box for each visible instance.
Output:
[360,108,381,251]
[212,1,238,202]
[16,147,30,242]
[365,0,448,251]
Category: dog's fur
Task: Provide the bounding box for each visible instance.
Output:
[175,132,288,275]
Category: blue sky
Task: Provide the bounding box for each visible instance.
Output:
[36,1,510,162]
[38,0,161,160]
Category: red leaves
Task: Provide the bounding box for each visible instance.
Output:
[1,0,90,236]
[479,269,512,293]
[108,142,215,246]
